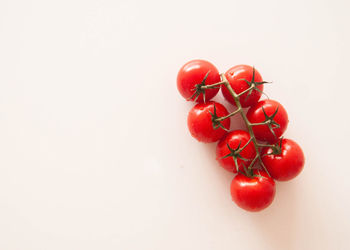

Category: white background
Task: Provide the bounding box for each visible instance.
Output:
[0,0,349,249]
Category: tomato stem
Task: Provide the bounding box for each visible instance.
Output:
[201,80,226,89]
[220,73,271,177]
[237,85,255,97]
[215,108,241,122]
[257,143,274,147]
[202,73,272,177]
[250,122,269,126]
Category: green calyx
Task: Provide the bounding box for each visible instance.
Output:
[270,137,283,155]
[221,141,250,161]
[238,67,270,101]
[221,138,253,173]
[261,106,280,138]
[188,71,212,103]
[209,104,229,131]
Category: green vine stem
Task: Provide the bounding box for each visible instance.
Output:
[203,74,273,177]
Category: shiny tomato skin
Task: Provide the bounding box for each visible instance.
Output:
[262,139,305,181]
[247,99,288,143]
[230,170,276,212]
[222,65,263,107]
[177,60,221,102]
[187,102,230,143]
[216,130,256,173]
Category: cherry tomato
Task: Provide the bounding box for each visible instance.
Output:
[216,130,256,173]
[247,99,288,143]
[230,170,276,212]
[187,101,230,143]
[222,65,264,107]
[177,60,221,103]
[262,139,305,181]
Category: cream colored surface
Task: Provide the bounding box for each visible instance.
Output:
[0,0,349,249]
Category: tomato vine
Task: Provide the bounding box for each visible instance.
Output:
[203,72,277,177]
[177,60,305,212]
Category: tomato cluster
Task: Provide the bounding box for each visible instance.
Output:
[177,59,305,212]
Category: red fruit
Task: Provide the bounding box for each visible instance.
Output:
[222,65,264,107]
[247,99,289,143]
[187,101,230,143]
[230,170,276,212]
[262,139,305,181]
[177,60,221,103]
[216,130,256,173]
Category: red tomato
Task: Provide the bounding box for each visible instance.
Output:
[247,99,288,143]
[177,60,221,103]
[216,130,256,173]
[230,170,276,212]
[187,102,230,143]
[222,65,264,107]
[262,139,305,181]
